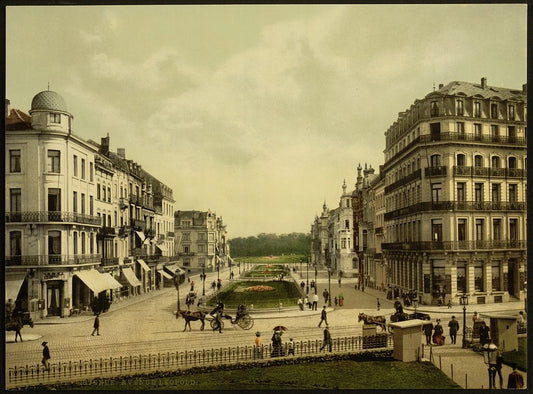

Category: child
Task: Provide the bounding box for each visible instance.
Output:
[288,338,295,356]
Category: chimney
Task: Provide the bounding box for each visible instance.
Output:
[439,84,444,89]
[5,99,10,117]
[481,77,487,89]
[523,84,527,94]
[100,133,110,155]
[117,148,126,159]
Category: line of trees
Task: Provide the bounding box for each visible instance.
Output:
[229,233,311,257]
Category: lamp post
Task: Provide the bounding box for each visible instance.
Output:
[482,343,498,389]
[314,264,318,295]
[217,260,220,281]
[306,256,309,295]
[201,267,206,296]
[238,262,241,274]
[173,271,181,314]
[412,298,418,318]
[327,268,332,307]
[460,293,468,348]
[299,258,302,276]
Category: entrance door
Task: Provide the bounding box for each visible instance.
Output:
[508,259,516,297]
[46,281,63,316]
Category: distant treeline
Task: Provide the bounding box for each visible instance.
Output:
[229,233,311,257]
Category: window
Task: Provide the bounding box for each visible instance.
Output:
[492,219,501,241]
[182,232,190,241]
[81,193,86,214]
[456,100,464,116]
[508,105,515,120]
[456,154,465,166]
[432,261,446,297]
[114,211,117,226]
[48,188,61,211]
[198,244,205,253]
[509,219,518,241]
[81,232,86,254]
[10,188,21,212]
[458,219,467,241]
[97,184,101,200]
[107,187,111,203]
[456,122,465,136]
[475,219,484,241]
[457,263,467,293]
[184,245,190,253]
[73,191,78,213]
[10,150,21,172]
[73,155,78,177]
[48,230,61,257]
[431,219,442,242]
[508,157,517,169]
[491,103,498,119]
[430,101,439,117]
[73,232,78,254]
[509,184,517,202]
[474,102,481,117]
[508,126,516,142]
[47,150,60,173]
[89,233,94,254]
[457,182,466,202]
[491,156,500,168]
[345,220,350,229]
[89,162,94,181]
[474,123,482,140]
[198,232,206,241]
[90,196,94,215]
[491,262,501,291]
[430,154,441,167]
[491,184,500,202]
[474,183,484,202]
[81,159,86,180]
[431,183,442,202]
[50,113,61,123]
[10,231,22,257]
[474,155,483,168]
[491,125,499,140]
[102,187,106,202]
[474,264,484,291]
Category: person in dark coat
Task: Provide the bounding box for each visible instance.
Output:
[423,319,434,345]
[320,327,332,352]
[495,350,504,389]
[448,316,459,345]
[479,322,490,345]
[433,319,444,345]
[507,363,524,388]
[318,306,328,327]
[41,341,51,371]
[91,313,100,336]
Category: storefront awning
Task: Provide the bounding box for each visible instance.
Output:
[158,269,173,279]
[120,267,142,287]
[75,270,121,294]
[156,243,167,253]
[5,272,27,302]
[137,259,150,272]
[135,231,145,242]
[163,263,186,277]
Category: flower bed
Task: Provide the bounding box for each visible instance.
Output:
[245,285,274,292]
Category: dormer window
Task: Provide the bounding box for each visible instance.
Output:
[474,102,481,117]
[456,100,464,116]
[430,101,439,117]
[50,113,61,124]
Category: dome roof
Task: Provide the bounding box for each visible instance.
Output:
[31,90,68,112]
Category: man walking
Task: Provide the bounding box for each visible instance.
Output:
[507,363,524,388]
[322,289,329,304]
[448,316,459,345]
[320,327,332,352]
[423,319,434,346]
[41,341,51,371]
[377,298,381,311]
[312,293,319,311]
[91,313,100,336]
[318,306,328,327]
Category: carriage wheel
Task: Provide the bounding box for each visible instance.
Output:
[210,319,224,330]
[387,325,394,334]
[238,315,254,330]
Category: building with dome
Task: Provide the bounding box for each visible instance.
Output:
[5,90,175,320]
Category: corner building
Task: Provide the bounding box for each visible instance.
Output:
[381,78,527,305]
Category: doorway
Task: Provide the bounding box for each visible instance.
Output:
[46,280,63,316]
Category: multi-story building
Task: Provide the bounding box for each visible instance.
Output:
[5,91,122,319]
[174,210,229,272]
[381,78,527,305]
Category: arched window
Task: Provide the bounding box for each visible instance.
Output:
[430,154,441,167]
[491,156,501,168]
[457,154,465,167]
[508,157,517,169]
[474,155,483,167]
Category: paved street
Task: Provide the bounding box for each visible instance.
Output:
[6,267,527,389]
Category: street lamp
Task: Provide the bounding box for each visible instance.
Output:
[482,343,498,389]
[202,267,206,296]
[229,259,233,279]
[460,293,468,348]
[412,297,419,318]
[327,268,332,307]
[306,256,309,295]
[217,260,220,281]
[173,271,181,315]
[314,264,318,295]
[238,262,241,274]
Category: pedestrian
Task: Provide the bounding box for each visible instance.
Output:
[479,321,490,345]
[472,311,480,323]
[517,311,525,324]
[338,294,344,307]
[190,281,195,291]
[507,363,524,388]
[447,299,452,308]
[338,277,341,287]
[318,306,328,327]
[312,293,319,311]
[41,341,51,371]
[211,281,216,290]
[448,316,459,344]
[357,282,360,291]
[91,313,100,336]
[216,281,221,291]
[320,327,332,352]
[334,296,338,306]
[297,297,304,311]
[304,295,310,309]
[254,332,262,359]
[433,319,444,345]
[495,350,504,389]
[322,289,329,304]
[287,337,295,356]
[377,298,381,311]
[423,319,434,345]
[300,281,305,291]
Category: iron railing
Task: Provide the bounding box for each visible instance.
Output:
[5,254,102,266]
[6,334,392,388]
[5,211,101,225]
[382,240,526,251]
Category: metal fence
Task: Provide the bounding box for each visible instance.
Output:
[7,334,392,388]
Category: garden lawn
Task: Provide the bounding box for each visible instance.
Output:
[206,280,300,308]
[66,360,460,390]
[502,336,527,371]
[236,255,305,265]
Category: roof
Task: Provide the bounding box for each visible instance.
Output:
[5,108,31,130]
[429,81,526,101]
[31,90,68,112]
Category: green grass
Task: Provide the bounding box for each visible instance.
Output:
[64,360,460,390]
[235,254,306,265]
[502,336,527,371]
[207,280,301,308]
[243,264,289,278]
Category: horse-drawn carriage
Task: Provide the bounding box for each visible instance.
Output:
[5,311,34,342]
[185,291,197,308]
[175,303,254,331]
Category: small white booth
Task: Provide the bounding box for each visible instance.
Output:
[389,319,426,362]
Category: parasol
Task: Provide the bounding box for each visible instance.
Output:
[272,325,287,331]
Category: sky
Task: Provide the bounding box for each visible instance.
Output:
[5,4,527,237]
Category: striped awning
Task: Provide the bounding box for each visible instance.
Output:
[135,231,145,242]
[137,259,150,272]
[158,269,173,279]
[5,272,26,302]
[120,267,142,287]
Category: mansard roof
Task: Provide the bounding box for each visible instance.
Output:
[427,81,526,102]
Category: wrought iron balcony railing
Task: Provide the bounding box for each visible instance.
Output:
[382,240,526,251]
[167,231,175,237]
[5,211,101,225]
[98,227,116,238]
[130,218,146,230]
[384,169,422,193]
[101,257,119,266]
[425,166,447,177]
[5,254,102,266]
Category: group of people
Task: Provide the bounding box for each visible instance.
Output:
[423,316,460,346]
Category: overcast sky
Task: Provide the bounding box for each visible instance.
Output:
[6,4,527,237]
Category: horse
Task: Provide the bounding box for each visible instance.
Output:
[6,312,34,342]
[358,312,386,331]
[176,310,206,331]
